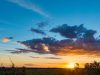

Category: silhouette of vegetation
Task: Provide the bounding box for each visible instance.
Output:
[0,61,100,75]
[84,61,100,75]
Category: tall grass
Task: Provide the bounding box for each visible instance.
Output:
[0,61,100,75]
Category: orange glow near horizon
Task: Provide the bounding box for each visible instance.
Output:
[66,63,75,68]
[0,53,100,68]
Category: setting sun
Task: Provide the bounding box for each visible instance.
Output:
[67,63,75,68]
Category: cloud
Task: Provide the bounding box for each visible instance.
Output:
[8,24,100,56]
[43,57,61,59]
[24,63,38,67]
[50,24,100,50]
[36,21,49,28]
[50,24,87,38]
[9,37,100,56]
[0,19,19,28]
[31,28,46,35]
[30,56,40,58]
[1,37,13,43]
[7,0,49,18]
[30,56,61,59]
[47,63,67,65]
[10,48,36,54]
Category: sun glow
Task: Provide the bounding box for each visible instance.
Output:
[67,63,75,68]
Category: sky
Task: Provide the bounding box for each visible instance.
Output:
[0,0,100,68]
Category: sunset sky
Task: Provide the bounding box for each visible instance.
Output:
[0,0,100,68]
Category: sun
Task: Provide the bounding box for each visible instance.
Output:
[66,63,75,69]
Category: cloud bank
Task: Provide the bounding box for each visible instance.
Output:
[9,24,100,56]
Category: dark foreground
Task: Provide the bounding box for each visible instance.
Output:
[0,67,100,75]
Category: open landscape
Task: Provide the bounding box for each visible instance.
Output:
[0,68,100,75]
[0,68,84,75]
[0,61,100,75]
[0,0,100,75]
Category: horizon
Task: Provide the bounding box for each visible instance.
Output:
[0,0,100,68]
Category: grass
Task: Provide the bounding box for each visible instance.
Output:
[0,67,100,75]
[0,61,100,75]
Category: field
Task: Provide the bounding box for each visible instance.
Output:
[0,68,100,75]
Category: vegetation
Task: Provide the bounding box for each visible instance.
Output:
[84,61,100,75]
[0,61,100,75]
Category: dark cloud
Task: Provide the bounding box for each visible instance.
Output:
[9,24,100,56]
[36,21,49,28]
[50,24,100,50]
[11,37,58,54]
[31,28,46,35]
[50,24,87,38]
[10,48,36,54]
[50,24,77,38]
[8,37,13,39]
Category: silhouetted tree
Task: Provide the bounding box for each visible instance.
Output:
[74,63,79,69]
[84,61,100,75]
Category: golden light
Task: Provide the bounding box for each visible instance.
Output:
[66,63,75,68]
[42,44,50,52]
[2,38,10,43]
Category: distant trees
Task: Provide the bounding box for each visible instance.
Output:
[85,61,100,69]
[74,63,79,69]
[84,61,100,75]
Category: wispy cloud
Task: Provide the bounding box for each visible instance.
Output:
[7,0,49,18]
[31,28,46,35]
[24,63,38,67]
[43,57,61,59]
[0,19,19,28]
[30,56,61,59]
